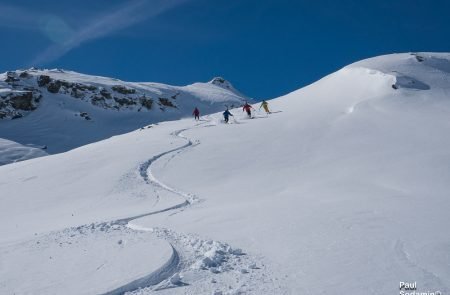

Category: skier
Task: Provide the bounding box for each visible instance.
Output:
[223,108,233,123]
[259,100,270,114]
[193,107,200,121]
[242,102,254,118]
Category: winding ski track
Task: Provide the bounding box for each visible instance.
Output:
[102,119,214,294]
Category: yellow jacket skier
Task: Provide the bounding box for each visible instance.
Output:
[260,100,270,114]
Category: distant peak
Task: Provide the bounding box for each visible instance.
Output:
[209,77,232,89]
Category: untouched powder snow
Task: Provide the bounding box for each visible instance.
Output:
[1,53,450,294]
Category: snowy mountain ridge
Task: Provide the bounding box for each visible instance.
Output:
[0,69,247,119]
[0,69,249,156]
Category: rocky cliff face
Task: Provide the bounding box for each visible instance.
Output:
[0,71,43,119]
[0,69,200,120]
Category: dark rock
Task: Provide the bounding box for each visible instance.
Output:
[71,83,98,96]
[80,112,91,120]
[112,85,136,95]
[5,72,20,83]
[11,112,23,119]
[114,97,136,106]
[70,88,84,99]
[100,89,112,99]
[0,111,6,119]
[140,97,153,110]
[158,97,176,108]
[38,75,51,87]
[10,92,35,110]
[392,84,398,90]
[19,71,30,78]
[72,83,97,92]
[91,96,106,106]
[34,94,43,103]
[411,53,425,62]
[210,77,232,89]
[212,77,226,84]
[85,85,97,91]
[60,80,73,88]
[171,92,180,99]
[47,80,62,93]
[415,55,425,62]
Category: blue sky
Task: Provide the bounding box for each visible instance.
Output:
[1,0,450,99]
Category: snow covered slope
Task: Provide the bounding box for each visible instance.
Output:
[0,138,47,166]
[1,53,450,294]
[0,69,248,156]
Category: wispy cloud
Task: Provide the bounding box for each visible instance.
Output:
[29,0,189,66]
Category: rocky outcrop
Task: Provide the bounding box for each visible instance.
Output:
[140,97,153,110]
[210,77,232,89]
[411,53,425,62]
[0,68,247,121]
[91,96,106,107]
[114,97,136,106]
[0,90,41,119]
[19,71,30,79]
[158,97,177,108]
[10,92,35,111]
[79,112,91,120]
[38,75,51,87]
[112,85,135,95]
[47,80,62,93]
[100,89,112,99]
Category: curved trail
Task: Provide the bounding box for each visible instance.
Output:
[102,120,215,293]
[102,245,180,295]
[138,128,201,205]
[101,117,282,294]
[2,115,280,294]
[102,116,284,294]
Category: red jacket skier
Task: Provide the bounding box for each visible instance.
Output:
[242,103,254,118]
[193,107,200,120]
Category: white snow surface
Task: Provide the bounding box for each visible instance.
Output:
[0,138,47,165]
[1,53,450,294]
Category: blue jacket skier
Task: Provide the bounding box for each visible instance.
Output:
[223,109,233,123]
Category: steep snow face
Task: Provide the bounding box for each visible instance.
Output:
[0,69,248,155]
[1,53,450,294]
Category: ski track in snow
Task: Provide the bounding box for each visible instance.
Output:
[3,116,281,294]
[115,117,281,294]
[32,116,279,294]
